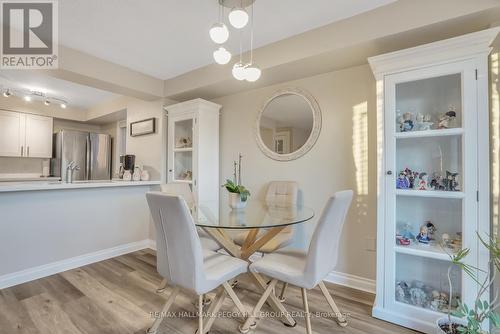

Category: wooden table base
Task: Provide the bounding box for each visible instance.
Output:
[201,226,296,327]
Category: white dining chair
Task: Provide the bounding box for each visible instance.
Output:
[146,192,249,334]
[233,181,298,253]
[160,182,221,251]
[239,190,353,334]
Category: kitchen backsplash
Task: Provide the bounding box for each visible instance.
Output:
[0,157,49,175]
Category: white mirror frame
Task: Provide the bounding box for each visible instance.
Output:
[255,87,322,161]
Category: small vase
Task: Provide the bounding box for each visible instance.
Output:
[229,192,247,210]
[123,170,132,181]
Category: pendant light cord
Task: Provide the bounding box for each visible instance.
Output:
[250,2,254,65]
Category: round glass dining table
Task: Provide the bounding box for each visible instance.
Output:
[191,201,315,328]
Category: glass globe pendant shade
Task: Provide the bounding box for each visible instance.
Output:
[232,62,247,81]
[228,8,249,29]
[245,65,261,82]
[209,23,229,44]
[213,47,232,65]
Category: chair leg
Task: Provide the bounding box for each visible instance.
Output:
[239,279,278,334]
[203,288,226,333]
[156,278,168,294]
[198,295,204,334]
[278,282,288,302]
[147,286,180,334]
[318,281,348,327]
[301,288,312,334]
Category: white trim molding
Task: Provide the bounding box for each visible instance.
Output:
[325,270,376,294]
[368,27,500,77]
[0,239,151,289]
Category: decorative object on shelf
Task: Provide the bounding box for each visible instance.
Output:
[140,168,150,181]
[416,223,432,244]
[424,221,437,239]
[398,222,416,241]
[410,284,429,307]
[222,153,251,209]
[443,171,460,191]
[1,86,69,108]
[209,0,261,82]
[118,162,125,179]
[438,106,457,129]
[396,281,410,302]
[430,172,445,191]
[396,170,410,189]
[414,113,434,131]
[175,137,192,148]
[438,234,500,334]
[399,111,414,132]
[132,166,141,181]
[123,169,132,181]
[417,172,429,190]
[179,170,192,181]
[130,118,156,137]
[430,290,449,312]
[396,234,411,246]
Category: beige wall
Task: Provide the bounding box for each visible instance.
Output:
[212,64,377,280]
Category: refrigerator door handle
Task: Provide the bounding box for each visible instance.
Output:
[86,135,91,180]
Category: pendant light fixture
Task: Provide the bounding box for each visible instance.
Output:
[209,3,229,44]
[209,0,261,82]
[228,7,248,29]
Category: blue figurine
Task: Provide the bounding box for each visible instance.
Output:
[396,171,410,189]
[416,224,431,244]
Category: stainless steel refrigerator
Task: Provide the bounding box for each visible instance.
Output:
[52,130,112,182]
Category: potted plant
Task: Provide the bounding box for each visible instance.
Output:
[437,234,500,334]
[223,153,250,209]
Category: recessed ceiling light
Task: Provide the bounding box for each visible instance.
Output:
[60,103,67,109]
[24,95,32,102]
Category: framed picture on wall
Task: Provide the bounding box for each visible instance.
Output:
[130,118,156,137]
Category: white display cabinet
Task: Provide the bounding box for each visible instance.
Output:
[166,99,221,213]
[368,28,498,333]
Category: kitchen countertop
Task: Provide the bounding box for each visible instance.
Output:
[0,180,161,193]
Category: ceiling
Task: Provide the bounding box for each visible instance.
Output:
[0,71,119,109]
[59,0,396,80]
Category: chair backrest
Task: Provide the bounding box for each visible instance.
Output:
[146,191,205,292]
[265,181,299,206]
[161,183,195,207]
[304,190,353,286]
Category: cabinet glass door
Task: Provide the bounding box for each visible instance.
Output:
[385,60,477,317]
[172,118,193,183]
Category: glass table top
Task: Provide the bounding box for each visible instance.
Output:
[192,201,315,229]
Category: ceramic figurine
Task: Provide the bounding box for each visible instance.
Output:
[441,233,451,248]
[132,166,141,181]
[417,172,429,190]
[423,221,437,239]
[176,137,192,148]
[395,281,409,302]
[400,112,414,132]
[444,170,459,191]
[430,173,445,191]
[409,287,428,307]
[414,113,434,131]
[140,168,150,181]
[123,169,132,181]
[416,225,431,244]
[396,171,410,189]
[396,234,411,246]
[398,222,416,241]
[438,106,457,129]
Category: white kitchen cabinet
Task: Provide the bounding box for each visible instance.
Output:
[0,110,53,158]
[165,99,220,214]
[368,28,498,334]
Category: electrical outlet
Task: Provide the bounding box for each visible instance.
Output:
[365,237,376,251]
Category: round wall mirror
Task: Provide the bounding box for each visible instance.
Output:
[256,88,321,161]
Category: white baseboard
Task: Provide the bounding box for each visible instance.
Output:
[0,239,151,289]
[147,239,375,294]
[324,270,376,294]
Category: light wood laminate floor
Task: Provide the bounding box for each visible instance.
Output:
[0,249,420,334]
